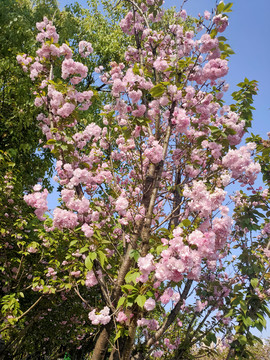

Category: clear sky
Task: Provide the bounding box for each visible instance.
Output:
[55,0,270,338]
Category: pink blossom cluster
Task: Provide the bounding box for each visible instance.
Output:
[16,54,32,72]
[61,189,90,214]
[160,288,179,304]
[88,306,111,325]
[204,10,211,20]
[62,59,88,85]
[120,11,144,35]
[202,59,229,81]
[24,185,48,221]
[53,208,78,229]
[262,222,270,235]
[144,141,163,164]
[153,57,169,72]
[85,270,101,287]
[171,108,190,133]
[183,181,226,218]
[222,143,261,185]
[195,300,208,312]
[116,311,128,323]
[152,350,164,358]
[115,196,129,215]
[218,111,245,145]
[137,317,159,330]
[199,34,219,54]
[110,65,153,100]
[144,298,156,311]
[36,43,61,59]
[46,267,57,278]
[79,41,93,58]
[213,14,229,33]
[152,215,231,284]
[137,254,155,282]
[81,224,94,238]
[36,17,59,43]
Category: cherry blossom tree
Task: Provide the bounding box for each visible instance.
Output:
[2,0,270,359]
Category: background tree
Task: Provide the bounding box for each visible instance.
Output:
[0,0,131,358]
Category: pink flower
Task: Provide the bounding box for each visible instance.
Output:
[82,224,94,237]
[115,196,128,213]
[160,288,174,305]
[59,43,73,59]
[204,10,211,20]
[79,41,93,58]
[71,270,81,278]
[180,10,187,20]
[88,306,111,325]
[144,141,163,164]
[57,102,75,118]
[24,188,48,221]
[46,267,57,277]
[132,104,146,117]
[195,300,208,312]
[116,311,128,323]
[128,90,142,103]
[213,14,228,33]
[153,58,168,72]
[53,208,78,229]
[28,247,38,253]
[62,59,88,84]
[203,58,228,81]
[152,350,164,358]
[85,271,98,287]
[144,298,156,311]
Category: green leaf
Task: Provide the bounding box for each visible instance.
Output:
[117,296,126,309]
[225,308,234,318]
[69,240,78,247]
[80,246,89,253]
[210,28,218,38]
[114,330,122,341]
[122,284,137,293]
[254,321,263,332]
[98,250,106,268]
[216,2,224,14]
[239,300,247,312]
[156,244,166,255]
[46,139,56,145]
[218,36,227,41]
[250,278,258,288]
[206,332,217,344]
[242,316,253,327]
[89,252,97,261]
[135,295,146,308]
[181,219,191,227]
[125,271,140,284]
[223,3,233,13]
[85,255,93,271]
[150,84,165,98]
[129,249,140,262]
[259,316,266,328]
[238,335,247,346]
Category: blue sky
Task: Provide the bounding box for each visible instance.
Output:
[55,0,270,337]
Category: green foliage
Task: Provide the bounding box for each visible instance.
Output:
[231,78,258,131]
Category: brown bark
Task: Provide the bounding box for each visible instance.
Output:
[91,99,176,360]
[146,279,193,348]
[90,324,113,360]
